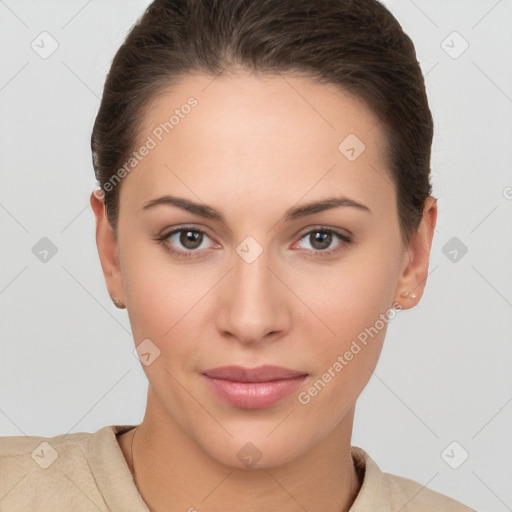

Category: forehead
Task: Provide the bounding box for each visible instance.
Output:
[121,71,393,219]
[140,71,385,152]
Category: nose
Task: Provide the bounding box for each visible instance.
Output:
[215,246,292,345]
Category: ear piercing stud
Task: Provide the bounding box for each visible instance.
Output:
[112,297,126,309]
[400,291,417,299]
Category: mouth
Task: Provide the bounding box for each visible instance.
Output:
[202,365,309,409]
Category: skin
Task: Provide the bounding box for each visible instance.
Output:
[90,71,437,512]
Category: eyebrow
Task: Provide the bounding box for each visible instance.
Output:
[141,194,371,223]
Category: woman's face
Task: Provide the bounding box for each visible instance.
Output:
[93,72,435,468]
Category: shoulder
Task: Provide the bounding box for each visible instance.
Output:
[0,426,107,471]
[350,446,477,512]
[0,425,137,512]
[0,428,96,480]
[379,471,476,511]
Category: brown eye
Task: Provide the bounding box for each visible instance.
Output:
[179,230,203,249]
[309,231,332,250]
[157,227,216,258]
[295,227,352,256]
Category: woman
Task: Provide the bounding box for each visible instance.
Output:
[0,0,476,510]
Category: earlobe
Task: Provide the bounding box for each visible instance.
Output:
[89,190,126,307]
[394,196,438,309]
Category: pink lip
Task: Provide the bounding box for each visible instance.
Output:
[202,365,308,409]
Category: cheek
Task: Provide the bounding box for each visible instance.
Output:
[296,247,399,341]
[294,303,394,423]
[292,247,400,403]
[121,240,184,339]
[120,239,219,366]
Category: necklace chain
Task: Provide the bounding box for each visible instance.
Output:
[130,426,140,492]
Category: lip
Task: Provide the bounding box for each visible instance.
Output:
[202,365,308,409]
[203,365,307,382]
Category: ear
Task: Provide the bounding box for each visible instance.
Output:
[393,196,438,310]
[90,190,125,307]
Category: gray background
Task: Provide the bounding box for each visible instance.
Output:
[0,1,511,510]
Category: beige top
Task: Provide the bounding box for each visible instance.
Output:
[0,425,476,511]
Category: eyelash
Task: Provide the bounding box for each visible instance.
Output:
[155,225,352,260]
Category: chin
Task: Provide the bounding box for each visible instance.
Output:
[191,421,319,471]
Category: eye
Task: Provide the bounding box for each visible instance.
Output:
[155,225,352,260]
[294,227,352,256]
[156,226,217,259]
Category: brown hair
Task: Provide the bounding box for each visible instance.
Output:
[91,0,433,244]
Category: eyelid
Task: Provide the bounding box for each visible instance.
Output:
[157,224,215,242]
[294,224,353,241]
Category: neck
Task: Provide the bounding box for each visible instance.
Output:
[119,392,361,512]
